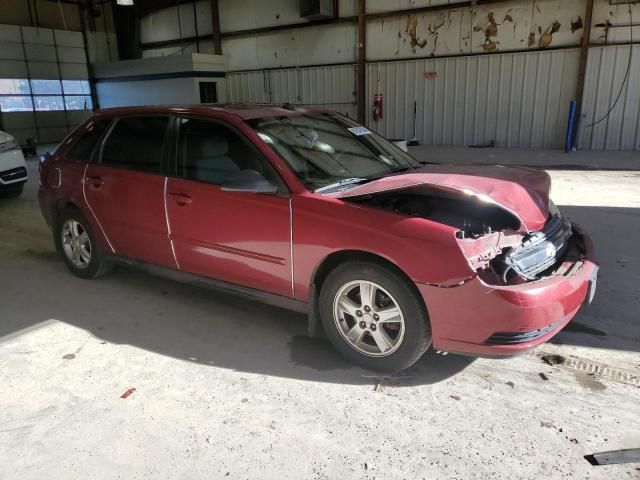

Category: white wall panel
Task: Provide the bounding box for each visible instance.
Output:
[367,0,586,61]
[59,63,89,79]
[26,61,59,79]
[0,42,25,60]
[86,31,118,64]
[223,23,356,71]
[579,45,640,151]
[95,78,199,108]
[366,0,466,13]
[24,44,56,62]
[21,27,54,45]
[142,44,200,58]
[590,2,640,44]
[0,25,21,42]
[58,46,86,64]
[141,1,213,44]
[227,64,357,117]
[54,30,84,48]
[0,60,28,77]
[338,0,357,17]
[219,0,303,33]
[366,48,579,148]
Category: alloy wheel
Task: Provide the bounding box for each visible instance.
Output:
[61,219,92,269]
[333,280,405,357]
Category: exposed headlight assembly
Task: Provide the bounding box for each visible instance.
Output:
[492,204,572,282]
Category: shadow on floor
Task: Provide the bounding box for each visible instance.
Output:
[1,250,475,386]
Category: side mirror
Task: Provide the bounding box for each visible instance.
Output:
[221,169,278,194]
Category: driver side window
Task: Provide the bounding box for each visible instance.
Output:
[177,118,278,186]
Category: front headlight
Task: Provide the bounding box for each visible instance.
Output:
[0,138,19,153]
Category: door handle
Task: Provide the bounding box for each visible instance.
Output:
[168,192,192,206]
[85,176,103,187]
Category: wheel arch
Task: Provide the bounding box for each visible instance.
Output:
[52,199,113,254]
[307,249,429,337]
[53,199,81,222]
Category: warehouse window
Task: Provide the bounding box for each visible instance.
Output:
[0,78,92,113]
[199,82,218,103]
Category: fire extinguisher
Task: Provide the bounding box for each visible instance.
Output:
[373,93,383,121]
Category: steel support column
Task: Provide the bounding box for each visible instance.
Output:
[210,0,222,55]
[357,0,366,124]
[575,0,594,119]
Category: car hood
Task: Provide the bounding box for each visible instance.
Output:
[0,130,15,145]
[333,164,551,232]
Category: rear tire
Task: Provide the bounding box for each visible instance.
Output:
[54,206,113,279]
[319,260,431,372]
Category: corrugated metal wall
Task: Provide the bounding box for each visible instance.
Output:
[227,64,357,118]
[579,44,640,151]
[366,49,580,148]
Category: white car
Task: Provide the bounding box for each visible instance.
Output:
[0,130,27,198]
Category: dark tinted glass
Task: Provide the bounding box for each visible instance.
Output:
[177,118,276,186]
[66,118,110,162]
[102,116,169,173]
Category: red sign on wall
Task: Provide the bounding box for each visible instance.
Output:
[424,71,437,79]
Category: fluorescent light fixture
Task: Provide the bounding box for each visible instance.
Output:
[117,0,134,5]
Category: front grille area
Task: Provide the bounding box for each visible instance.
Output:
[496,207,572,281]
[486,320,562,345]
[0,166,27,183]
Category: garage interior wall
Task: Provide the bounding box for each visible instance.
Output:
[3,0,633,149]
[0,25,92,144]
[579,44,640,150]
[0,1,117,144]
[136,0,639,150]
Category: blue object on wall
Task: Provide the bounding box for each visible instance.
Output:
[565,100,577,153]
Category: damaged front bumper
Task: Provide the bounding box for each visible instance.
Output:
[418,223,598,357]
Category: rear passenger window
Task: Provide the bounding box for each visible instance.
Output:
[101,116,169,174]
[66,118,110,162]
[177,118,277,186]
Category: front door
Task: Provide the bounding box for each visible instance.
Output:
[165,117,292,297]
[83,115,176,268]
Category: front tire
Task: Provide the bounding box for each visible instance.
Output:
[54,207,112,279]
[319,261,431,372]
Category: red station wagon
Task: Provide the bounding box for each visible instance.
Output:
[38,105,598,371]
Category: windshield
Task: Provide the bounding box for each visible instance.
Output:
[247,112,421,192]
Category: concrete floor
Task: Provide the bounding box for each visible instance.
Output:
[1,151,639,479]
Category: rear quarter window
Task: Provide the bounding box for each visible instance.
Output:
[66,118,111,162]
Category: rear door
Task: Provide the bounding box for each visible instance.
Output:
[165,116,292,296]
[83,115,176,268]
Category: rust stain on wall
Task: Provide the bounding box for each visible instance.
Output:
[539,20,561,48]
[406,15,427,52]
[571,16,583,34]
[476,12,499,52]
[482,38,497,51]
[428,17,446,35]
[485,12,498,37]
